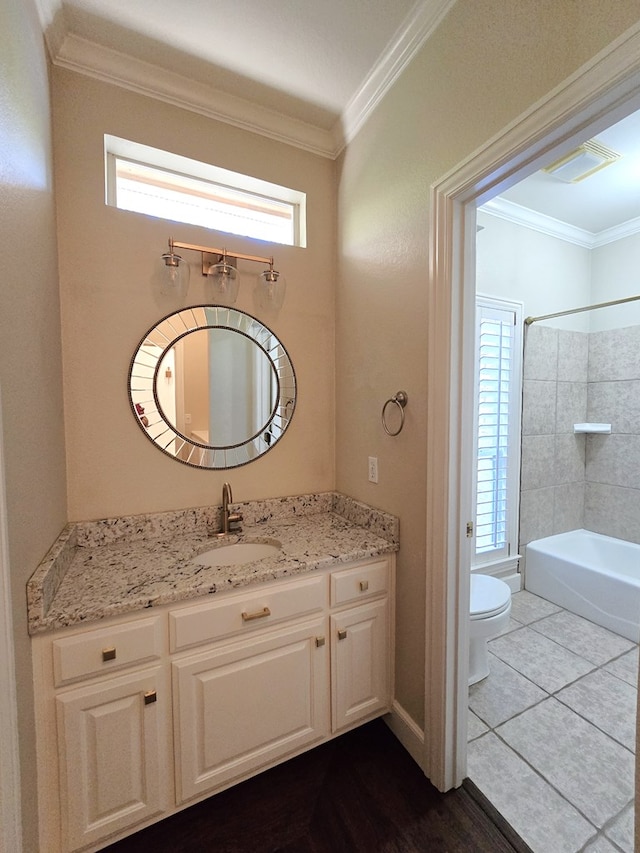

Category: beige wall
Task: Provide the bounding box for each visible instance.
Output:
[336,0,640,729]
[0,0,67,848]
[4,0,640,848]
[52,68,336,521]
[476,211,592,331]
[591,232,640,330]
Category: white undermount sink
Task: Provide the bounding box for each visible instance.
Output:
[190,541,282,567]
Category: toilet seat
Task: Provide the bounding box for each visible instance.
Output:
[470,574,511,620]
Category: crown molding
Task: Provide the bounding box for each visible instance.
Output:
[480,198,595,247]
[480,197,640,248]
[53,34,337,158]
[336,0,457,153]
[33,0,60,29]
[33,0,66,57]
[37,0,454,159]
[591,214,640,247]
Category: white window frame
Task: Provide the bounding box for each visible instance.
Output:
[104,135,306,248]
[472,294,523,577]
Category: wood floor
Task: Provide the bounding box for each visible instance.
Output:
[104,718,532,853]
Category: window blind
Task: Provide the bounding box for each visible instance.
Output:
[475,306,516,557]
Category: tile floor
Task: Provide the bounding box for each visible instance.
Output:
[467,590,638,853]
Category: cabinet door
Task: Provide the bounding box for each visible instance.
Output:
[331,599,390,733]
[56,665,172,852]
[173,617,329,803]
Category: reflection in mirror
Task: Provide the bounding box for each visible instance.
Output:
[129,306,296,469]
[157,329,277,446]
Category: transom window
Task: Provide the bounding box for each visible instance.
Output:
[104,135,306,247]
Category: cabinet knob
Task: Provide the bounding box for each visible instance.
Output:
[102,647,116,662]
[359,580,369,592]
[315,636,325,648]
[144,690,157,705]
[337,629,348,641]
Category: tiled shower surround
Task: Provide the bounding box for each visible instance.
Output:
[520,323,640,549]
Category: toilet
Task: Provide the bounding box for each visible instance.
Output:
[469,574,512,685]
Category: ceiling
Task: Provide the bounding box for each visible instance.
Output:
[35,0,640,234]
[491,108,640,240]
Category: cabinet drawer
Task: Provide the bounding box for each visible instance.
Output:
[52,616,164,687]
[330,559,389,607]
[169,574,327,652]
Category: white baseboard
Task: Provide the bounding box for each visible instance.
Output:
[384,700,425,769]
[504,572,522,593]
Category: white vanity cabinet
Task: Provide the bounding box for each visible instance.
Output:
[329,558,392,732]
[56,665,172,852]
[169,573,330,803]
[32,614,173,853]
[173,616,329,802]
[32,555,394,853]
[331,599,389,731]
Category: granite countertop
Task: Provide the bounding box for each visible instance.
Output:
[27,492,399,635]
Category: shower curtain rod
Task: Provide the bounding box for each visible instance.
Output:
[524,293,640,325]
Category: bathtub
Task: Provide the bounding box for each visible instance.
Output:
[525,529,640,643]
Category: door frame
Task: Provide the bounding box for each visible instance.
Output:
[424,21,640,791]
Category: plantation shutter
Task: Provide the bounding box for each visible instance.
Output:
[474,301,520,563]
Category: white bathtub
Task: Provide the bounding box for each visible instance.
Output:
[525,529,640,643]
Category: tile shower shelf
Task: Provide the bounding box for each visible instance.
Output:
[573,423,612,433]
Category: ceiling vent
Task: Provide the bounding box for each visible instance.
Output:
[542,140,621,183]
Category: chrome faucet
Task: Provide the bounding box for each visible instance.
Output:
[219,482,243,536]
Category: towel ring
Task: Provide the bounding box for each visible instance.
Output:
[382,391,408,436]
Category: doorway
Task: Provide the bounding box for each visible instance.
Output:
[423,17,640,812]
[467,129,640,847]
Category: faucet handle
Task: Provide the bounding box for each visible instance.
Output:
[228,511,243,533]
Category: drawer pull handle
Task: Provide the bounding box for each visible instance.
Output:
[359,580,369,592]
[144,690,157,705]
[102,647,116,662]
[315,636,325,648]
[242,606,271,622]
[338,629,348,641]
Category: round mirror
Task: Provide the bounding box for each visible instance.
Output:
[128,306,296,469]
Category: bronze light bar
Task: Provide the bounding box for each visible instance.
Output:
[161,237,285,308]
[166,238,274,276]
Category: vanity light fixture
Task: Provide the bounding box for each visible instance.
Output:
[208,249,239,304]
[256,266,287,311]
[161,238,286,308]
[160,244,190,296]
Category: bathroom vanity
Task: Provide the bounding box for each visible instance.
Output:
[28,493,398,853]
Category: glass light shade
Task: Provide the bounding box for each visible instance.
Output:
[207,262,239,304]
[256,269,286,311]
[161,253,190,297]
